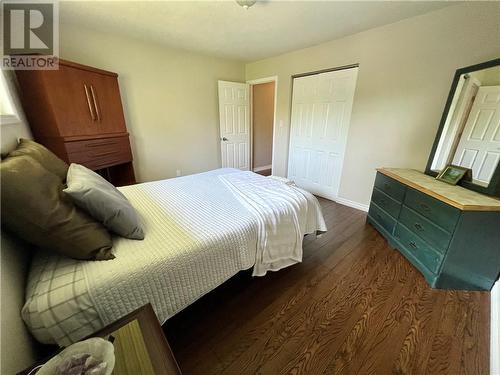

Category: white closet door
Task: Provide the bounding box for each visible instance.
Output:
[452,85,500,185]
[218,81,250,170]
[287,67,358,200]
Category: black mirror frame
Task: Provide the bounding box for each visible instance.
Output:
[425,58,500,197]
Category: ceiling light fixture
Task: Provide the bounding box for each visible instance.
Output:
[236,0,257,10]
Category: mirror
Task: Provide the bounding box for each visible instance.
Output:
[426,59,500,196]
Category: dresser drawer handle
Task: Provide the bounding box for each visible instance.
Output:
[414,223,423,231]
[90,150,120,158]
[86,141,119,148]
[409,241,417,249]
[383,183,391,190]
[420,203,431,212]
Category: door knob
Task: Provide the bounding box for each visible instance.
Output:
[221,137,228,141]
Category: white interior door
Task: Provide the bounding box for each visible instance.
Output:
[452,85,500,185]
[218,81,250,170]
[287,67,358,200]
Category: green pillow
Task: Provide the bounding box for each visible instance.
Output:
[1,155,114,260]
[8,138,68,181]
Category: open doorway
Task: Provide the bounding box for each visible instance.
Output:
[248,77,277,176]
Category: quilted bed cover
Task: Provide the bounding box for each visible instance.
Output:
[22,168,325,346]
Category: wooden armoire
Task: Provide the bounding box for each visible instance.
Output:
[15,58,136,186]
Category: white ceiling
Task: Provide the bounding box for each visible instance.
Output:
[60,1,454,62]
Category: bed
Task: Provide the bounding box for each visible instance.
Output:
[22,168,326,346]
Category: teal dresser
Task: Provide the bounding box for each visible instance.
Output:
[367,168,500,291]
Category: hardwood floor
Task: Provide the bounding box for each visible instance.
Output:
[165,198,490,375]
[254,168,272,176]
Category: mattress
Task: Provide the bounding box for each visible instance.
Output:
[22,168,325,346]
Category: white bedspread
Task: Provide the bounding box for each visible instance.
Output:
[22,169,326,346]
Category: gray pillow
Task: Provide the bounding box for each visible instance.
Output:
[64,163,145,240]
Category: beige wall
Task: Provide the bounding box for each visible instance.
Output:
[246,3,500,207]
[59,23,245,182]
[252,82,275,169]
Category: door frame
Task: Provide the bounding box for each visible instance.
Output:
[247,76,278,175]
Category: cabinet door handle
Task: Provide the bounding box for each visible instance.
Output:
[414,223,423,231]
[90,85,101,122]
[84,84,96,121]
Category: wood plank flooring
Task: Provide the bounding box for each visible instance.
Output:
[164,198,490,375]
[254,168,272,177]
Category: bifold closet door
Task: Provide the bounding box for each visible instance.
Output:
[287,67,358,200]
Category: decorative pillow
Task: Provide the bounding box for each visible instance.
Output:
[64,163,145,240]
[8,138,68,181]
[0,155,114,260]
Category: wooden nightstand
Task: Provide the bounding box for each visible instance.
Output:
[19,304,181,375]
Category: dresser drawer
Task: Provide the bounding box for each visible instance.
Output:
[371,187,402,219]
[394,223,443,274]
[368,202,397,235]
[404,188,460,233]
[374,173,406,202]
[65,136,132,170]
[399,206,452,254]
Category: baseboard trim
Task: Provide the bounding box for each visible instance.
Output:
[335,197,369,212]
[253,164,272,172]
[492,280,499,375]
